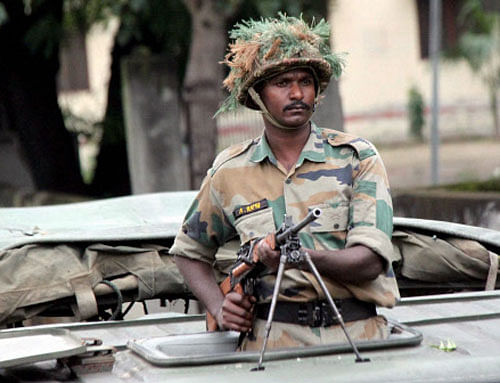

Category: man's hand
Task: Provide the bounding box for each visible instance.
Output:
[255,237,281,272]
[216,292,256,332]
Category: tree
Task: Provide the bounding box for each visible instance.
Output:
[0,0,86,195]
[95,0,337,191]
[182,0,241,189]
[1,0,342,198]
[456,0,500,137]
[407,86,426,141]
[90,0,191,196]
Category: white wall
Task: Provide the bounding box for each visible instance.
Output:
[330,0,491,143]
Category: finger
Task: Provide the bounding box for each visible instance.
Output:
[220,310,253,331]
[223,311,253,328]
[226,292,255,311]
[258,240,274,255]
[223,299,253,320]
[259,246,281,270]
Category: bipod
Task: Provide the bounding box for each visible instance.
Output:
[252,216,369,371]
[252,243,289,371]
[303,252,370,363]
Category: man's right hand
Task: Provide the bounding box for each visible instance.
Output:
[255,237,281,272]
[216,291,256,332]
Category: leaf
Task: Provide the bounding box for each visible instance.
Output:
[130,0,147,13]
[431,339,457,352]
[24,15,62,59]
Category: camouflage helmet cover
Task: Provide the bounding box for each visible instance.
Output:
[217,13,345,114]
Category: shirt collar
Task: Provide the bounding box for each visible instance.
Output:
[297,122,326,166]
[250,132,277,164]
[250,123,326,165]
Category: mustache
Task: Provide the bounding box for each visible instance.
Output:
[283,100,311,112]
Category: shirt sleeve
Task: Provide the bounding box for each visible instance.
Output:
[345,144,395,268]
[169,172,236,264]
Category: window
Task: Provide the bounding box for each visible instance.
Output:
[416,0,464,58]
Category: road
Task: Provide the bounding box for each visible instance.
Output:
[377,138,500,190]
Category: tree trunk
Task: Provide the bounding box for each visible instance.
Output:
[313,79,344,131]
[0,0,86,195]
[122,55,189,193]
[182,0,231,189]
[90,38,131,197]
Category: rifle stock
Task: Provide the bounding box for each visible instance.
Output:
[206,263,250,331]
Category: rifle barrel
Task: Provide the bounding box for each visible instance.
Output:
[276,208,321,244]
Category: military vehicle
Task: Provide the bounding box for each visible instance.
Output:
[1,191,499,382]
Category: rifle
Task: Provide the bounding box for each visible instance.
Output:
[253,208,370,371]
[206,208,322,331]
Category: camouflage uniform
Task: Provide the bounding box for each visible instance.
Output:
[170,124,400,349]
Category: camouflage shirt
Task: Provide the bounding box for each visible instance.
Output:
[170,124,400,307]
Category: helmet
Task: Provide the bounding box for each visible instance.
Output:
[216,13,345,115]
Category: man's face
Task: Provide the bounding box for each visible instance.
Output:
[260,68,316,129]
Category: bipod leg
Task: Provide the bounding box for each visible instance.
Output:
[252,251,288,371]
[303,252,370,363]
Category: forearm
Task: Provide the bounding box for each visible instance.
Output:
[174,255,255,332]
[305,245,384,284]
[174,255,224,317]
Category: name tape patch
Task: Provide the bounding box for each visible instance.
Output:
[233,199,269,219]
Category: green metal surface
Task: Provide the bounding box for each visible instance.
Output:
[1,192,500,381]
[128,321,421,367]
[0,191,197,250]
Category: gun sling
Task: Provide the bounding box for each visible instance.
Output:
[255,298,376,327]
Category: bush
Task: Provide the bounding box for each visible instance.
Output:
[407,86,425,141]
[444,178,500,192]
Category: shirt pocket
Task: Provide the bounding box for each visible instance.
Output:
[234,207,275,244]
[310,203,349,233]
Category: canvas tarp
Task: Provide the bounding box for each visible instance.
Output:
[0,225,499,325]
[0,243,188,325]
[392,230,499,290]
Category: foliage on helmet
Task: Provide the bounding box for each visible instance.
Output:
[216,13,345,115]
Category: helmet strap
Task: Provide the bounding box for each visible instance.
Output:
[248,87,318,131]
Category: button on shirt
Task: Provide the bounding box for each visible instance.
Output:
[170,125,400,307]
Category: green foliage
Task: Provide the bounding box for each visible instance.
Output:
[451,0,500,135]
[459,0,496,35]
[254,0,326,23]
[107,0,191,76]
[0,3,8,25]
[228,13,342,74]
[62,0,113,34]
[431,339,457,352]
[460,32,496,72]
[407,86,425,141]
[455,1,499,85]
[24,13,62,60]
[60,0,191,68]
[444,177,500,192]
[456,0,499,74]
[218,11,343,114]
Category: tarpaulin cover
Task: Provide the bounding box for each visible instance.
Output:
[0,243,187,325]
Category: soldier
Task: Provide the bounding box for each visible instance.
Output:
[170,14,399,350]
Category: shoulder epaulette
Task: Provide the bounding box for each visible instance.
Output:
[320,128,377,161]
[210,138,256,176]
